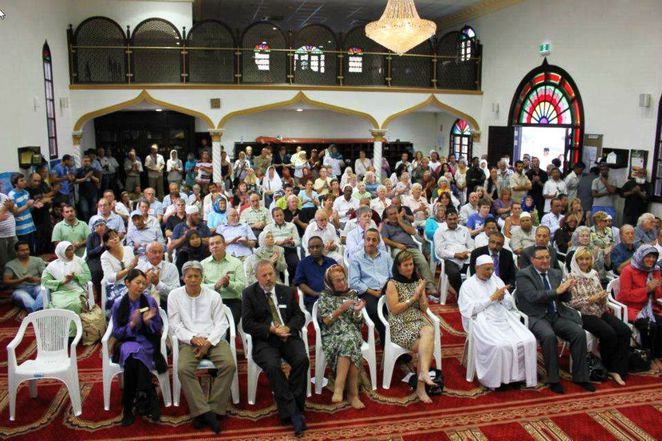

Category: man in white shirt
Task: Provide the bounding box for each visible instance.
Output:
[301,209,342,263]
[145,144,166,199]
[540,198,565,237]
[167,261,235,434]
[137,241,180,309]
[473,218,499,249]
[403,183,431,228]
[434,210,473,296]
[563,162,584,201]
[332,185,359,226]
[510,212,536,256]
[509,160,532,203]
[89,198,126,238]
[542,168,567,213]
[459,192,479,226]
[102,189,129,222]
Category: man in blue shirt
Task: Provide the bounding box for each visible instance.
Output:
[50,154,76,206]
[9,174,37,254]
[349,228,392,346]
[610,225,636,275]
[294,236,335,312]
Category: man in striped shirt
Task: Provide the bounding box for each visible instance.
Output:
[8,174,36,254]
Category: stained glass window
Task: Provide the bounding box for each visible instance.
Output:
[43,42,58,159]
[450,119,472,160]
[254,42,270,71]
[509,60,584,165]
[347,47,363,73]
[294,45,325,73]
[460,26,476,61]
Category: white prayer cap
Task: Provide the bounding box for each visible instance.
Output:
[185,205,199,215]
[476,255,493,266]
[520,212,531,219]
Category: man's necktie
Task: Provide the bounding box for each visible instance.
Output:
[492,253,500,277]
[541,272,556,317]
[266,291,283,327]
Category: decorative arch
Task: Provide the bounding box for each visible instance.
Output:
[186,19,235,83]
[217,91,379,129]
[508,59,584,164]
[73,90,214,133]
[381,95,481,141]
[241,21,288,84]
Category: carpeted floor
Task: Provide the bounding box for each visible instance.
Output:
[1,298,662,441]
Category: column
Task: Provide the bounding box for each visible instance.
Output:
[370,129,387,182]
[209,129,224,184]
[71,130,84,167]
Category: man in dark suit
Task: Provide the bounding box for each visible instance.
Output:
[469,232,516,287]
[515,246,595,394]
[519,225,561,270]
[241,259,309,436]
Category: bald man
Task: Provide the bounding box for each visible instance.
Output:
[137,241,180,308]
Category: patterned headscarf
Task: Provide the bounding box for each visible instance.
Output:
[323,264,354,296]
[631,244,659,273]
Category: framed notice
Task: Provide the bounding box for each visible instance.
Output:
[629,149,648,170]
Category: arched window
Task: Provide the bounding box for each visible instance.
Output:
[347,47,363,73]
[43,42,58,159]
[450,119,472,160]
[241,23,287,83]
[254,42,271,71]
[460,26,475,61]
[295,45,325,73]
[509,59,584,166]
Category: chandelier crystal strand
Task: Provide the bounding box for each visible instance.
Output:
[365,0,437,54]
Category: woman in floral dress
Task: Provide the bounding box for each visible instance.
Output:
[317,265,366,408]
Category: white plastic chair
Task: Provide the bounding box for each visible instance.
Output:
[311,301,377,394]
[437,258,449,305]
[238,305,311,405]
[7,309,83,421]
[43,281,95,310]
[101,308,173,411]
[425,237,440,275]
[376,295,442,389]
[172,305,239,406]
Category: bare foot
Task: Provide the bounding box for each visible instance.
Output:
[608,372,625,386]
[416,386,432,404]
[419,373,436,387]
[349,396,365,409]
[331,390,344,403]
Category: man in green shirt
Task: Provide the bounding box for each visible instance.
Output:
[51,204,89,257]
[4,241,46,311]
[201,233,246,326]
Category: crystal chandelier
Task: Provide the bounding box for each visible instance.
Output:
[365,0,437,54]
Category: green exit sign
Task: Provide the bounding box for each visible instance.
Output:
[539,42,551,55]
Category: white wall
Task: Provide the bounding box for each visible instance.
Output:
[68,0,193,31]
[0,0,74,172]
[471,0,662,176]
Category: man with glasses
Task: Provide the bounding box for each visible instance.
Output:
[516,246,594,394]
[240,192,270,238]
[470,231,516,287]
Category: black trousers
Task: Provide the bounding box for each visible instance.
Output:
[252,336,309,420]
[360,292,386,347]
[284,247,300,284]
[582,313,631,376]
[123,356,155,412]
[223,298,242,327]
[444,260,466,295]
[638,314,662,358]
[529,314,589,383]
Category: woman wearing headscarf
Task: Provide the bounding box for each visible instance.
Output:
[111,268,165,425]
[42,241,92,335]
[565,226,611,284]
[323,144,344,179]
[386,250,438,403]
[424,203,446,242]
[184,152,197,188]
[363,171,379,196]
[317,265,367,407]
[207,195,228,232]
[233,151,250,185]
[176,230,211,275]
[166,149,183,186]
[291,150,309,184]
[564,247,631,385]
[261,165,283,208]
[244,231,287,285]
[340,166,354,189]
[617,245,662,365]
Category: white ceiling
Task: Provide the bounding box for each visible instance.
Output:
[194,0,482,32]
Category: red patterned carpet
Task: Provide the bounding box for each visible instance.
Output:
[1,297,662,441]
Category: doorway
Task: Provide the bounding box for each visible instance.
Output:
[515,126,568,169]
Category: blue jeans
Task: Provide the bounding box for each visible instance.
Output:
[12,285,45,312]
[78,194,98,222]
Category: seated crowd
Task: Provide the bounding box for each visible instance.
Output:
[4,143,662,436]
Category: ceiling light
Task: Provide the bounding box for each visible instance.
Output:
[155,108,163,112]
[365,0,436,54]
[272,27,277,30]
[296,108,304,112]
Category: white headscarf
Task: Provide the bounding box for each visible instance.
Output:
[569,246,599,280]
[46,241,85,280]
[262,166,283,192]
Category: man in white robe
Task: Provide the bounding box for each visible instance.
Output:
[458,255,538,389]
